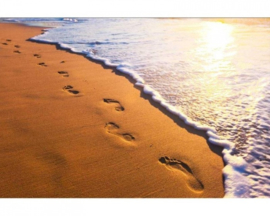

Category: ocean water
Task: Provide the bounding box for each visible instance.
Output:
[4,18,270,198]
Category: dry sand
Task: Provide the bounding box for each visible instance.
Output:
[0,23,224,198]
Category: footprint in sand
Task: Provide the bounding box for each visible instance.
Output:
[159,156,204,192]
[62,85,80,95]
[103,98,125,111]
[6,39,12,42]
[33,54,41,58]
[58,71,69,77]
[14,45,20,48]
[2,43,8,45]
[13,50,21,54]
[105,122,135,142]
[60,61,65,63]
[38,62,47,67]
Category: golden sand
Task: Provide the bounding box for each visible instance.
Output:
[0,23,224,198]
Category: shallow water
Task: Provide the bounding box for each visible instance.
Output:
[5,18,270,197]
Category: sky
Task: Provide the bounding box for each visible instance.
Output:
[1,0,270,17]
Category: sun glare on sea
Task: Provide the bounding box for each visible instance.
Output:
[194,21,236,74]
[190,21,237,99]
[203,21,234,50]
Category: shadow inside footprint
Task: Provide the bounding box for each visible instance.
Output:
[60,61,65,63]
[14,50,21,54]
[14,45,20,48]
[2,43,8,45]
[105,122,135,142]
[58,71,69,77]
[122,133,135,141]
[105,122,119,131]
[6,39,11,42]
[103,98,125,111]
[34,54,41,58]
[159,156,204,192]
[68,90,79,95]
[38,62,47,67]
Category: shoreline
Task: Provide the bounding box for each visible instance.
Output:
[29,32,222,151]
[0,22,224,198]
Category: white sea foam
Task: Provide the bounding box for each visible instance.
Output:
[17,18,270,198]
[63,18,78,22]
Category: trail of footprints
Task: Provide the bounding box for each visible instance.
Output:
[2,39,75,96]
[103,99,134,142]
[1,38,204,193]
[32,51,76,95]
[102,99,203,192]
[1,39,22,53]
[2,39,11,46]
[33,54,48,67]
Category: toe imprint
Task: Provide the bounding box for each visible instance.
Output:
[62,85,73,90]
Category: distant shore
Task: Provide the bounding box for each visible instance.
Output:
[0,23,224,198]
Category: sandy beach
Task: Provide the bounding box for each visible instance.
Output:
[0,23,224,198]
